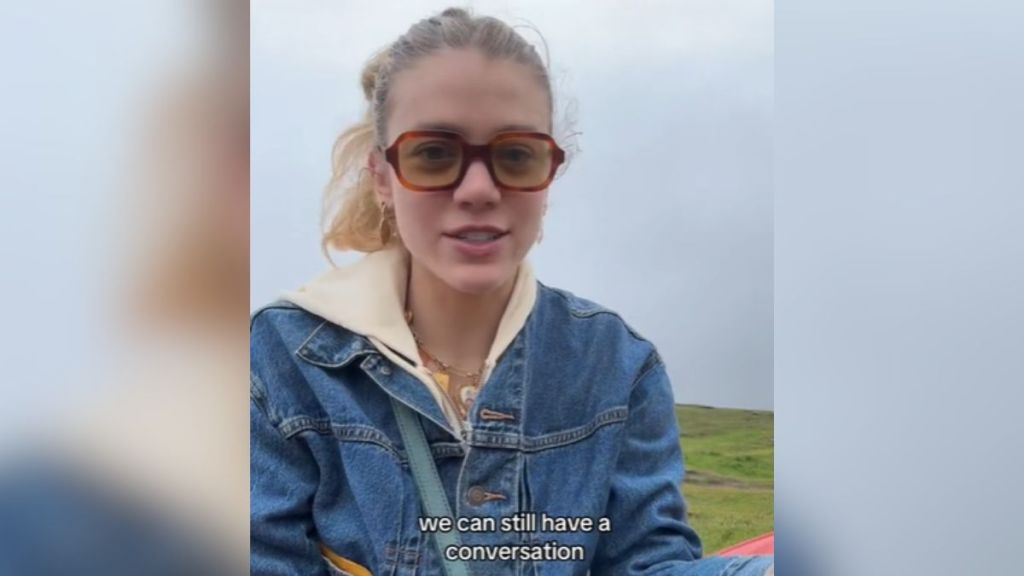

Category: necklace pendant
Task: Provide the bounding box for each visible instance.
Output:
[460,385,478,411]
[432,371,450,392]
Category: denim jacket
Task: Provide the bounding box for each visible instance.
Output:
[250,250,772,576]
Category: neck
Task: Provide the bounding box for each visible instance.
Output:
[406,259,516,371]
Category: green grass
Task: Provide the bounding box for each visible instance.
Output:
[676,404,774,553]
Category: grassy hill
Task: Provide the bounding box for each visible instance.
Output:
[676,404,774,553]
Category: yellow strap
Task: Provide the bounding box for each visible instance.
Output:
[319,544,373,576]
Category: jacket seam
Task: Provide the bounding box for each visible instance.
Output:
[277,416,466,462]
[630,349,664,394]
[540,284,652,344]
[297,346,377,369]
[249,370,271,422]
[523,406,629,451]
[463,406,629,452]
[250,369,268,405]
[519,319,533,453]
[249,300,302,330]
[250,370,290,440]
[280,417,401,458]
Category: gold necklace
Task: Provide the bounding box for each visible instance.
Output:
[411,330,483,380]
[406,311,484,419]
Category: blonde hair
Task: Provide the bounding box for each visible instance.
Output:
[321,7,557,256]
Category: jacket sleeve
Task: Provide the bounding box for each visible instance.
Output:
[250,373,327,576]
[590,353,774,576]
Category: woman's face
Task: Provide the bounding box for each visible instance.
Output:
[371,48,551,296]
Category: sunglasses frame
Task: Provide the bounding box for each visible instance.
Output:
[382,130,565,192]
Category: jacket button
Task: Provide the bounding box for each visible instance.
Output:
[466,486,486,506]
[380,364,392,375]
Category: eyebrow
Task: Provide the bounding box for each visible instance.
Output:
[411,122,544,134]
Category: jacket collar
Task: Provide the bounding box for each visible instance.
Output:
[286,247,419,365]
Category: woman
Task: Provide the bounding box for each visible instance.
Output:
[251,8,773,576]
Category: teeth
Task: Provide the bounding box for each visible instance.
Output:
[457,231,500,243]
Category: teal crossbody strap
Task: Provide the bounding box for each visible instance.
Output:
[390,397,472,576]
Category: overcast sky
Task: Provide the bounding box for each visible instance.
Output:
[251,0,774,410]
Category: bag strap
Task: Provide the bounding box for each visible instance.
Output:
[390,397,472,576]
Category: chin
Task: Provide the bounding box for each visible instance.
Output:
[442,263,517,296]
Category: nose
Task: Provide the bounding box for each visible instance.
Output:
[452,157,501,209]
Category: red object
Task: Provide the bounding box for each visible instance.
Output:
[716,532,774,556]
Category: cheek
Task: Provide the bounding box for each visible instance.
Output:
[512,196,547,233]
[393,192,442,242]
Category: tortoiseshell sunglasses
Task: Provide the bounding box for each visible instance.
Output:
[382,130,565,192]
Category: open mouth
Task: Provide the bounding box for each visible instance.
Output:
[444,226,510,246]
[450,230,508,244]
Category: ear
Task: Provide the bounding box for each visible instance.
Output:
[368,150,394,205]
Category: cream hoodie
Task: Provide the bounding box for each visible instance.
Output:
[283,247,537,435]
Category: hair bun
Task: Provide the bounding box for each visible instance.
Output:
[439,7,470,19]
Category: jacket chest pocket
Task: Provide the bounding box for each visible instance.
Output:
[333,425,465,576]
[319,436,410,575]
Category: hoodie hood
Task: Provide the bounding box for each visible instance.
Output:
[282,246,537,432]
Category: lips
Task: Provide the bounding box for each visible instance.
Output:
[443,225,509,244]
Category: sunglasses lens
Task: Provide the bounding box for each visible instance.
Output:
[392,132,559,190]
[396,135,463,188]
[491,137,555,190]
